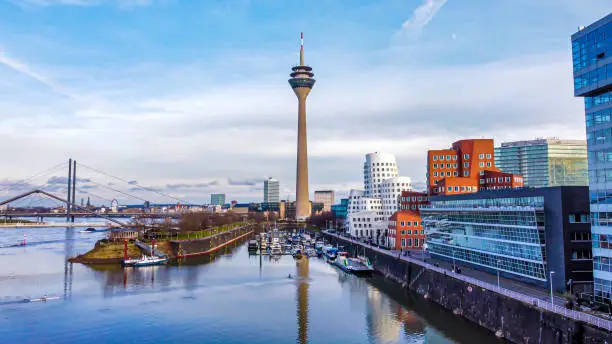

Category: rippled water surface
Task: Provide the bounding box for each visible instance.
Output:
[0,225,498,343]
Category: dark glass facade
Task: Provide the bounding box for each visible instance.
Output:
[572,13,612,303]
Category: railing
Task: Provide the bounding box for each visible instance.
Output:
[324,231,612,331]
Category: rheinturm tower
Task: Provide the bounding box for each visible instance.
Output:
[289,32,315,220]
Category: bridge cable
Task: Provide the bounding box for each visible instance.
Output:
[78,163,188,204]
[84,179,148,202]
[0,162,65,192]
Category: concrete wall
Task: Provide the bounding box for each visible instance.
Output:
[328,234,611,344]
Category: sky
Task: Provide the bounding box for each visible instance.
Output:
[0,0,610,206]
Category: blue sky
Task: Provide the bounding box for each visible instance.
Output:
[0,0,610,205]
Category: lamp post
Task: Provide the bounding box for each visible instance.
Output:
[451,248,456,272]
[549,271,555,305]
[496,259,501,288]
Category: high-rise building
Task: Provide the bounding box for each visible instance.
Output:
[314,190,334,212]
[380,176,413,217]
[427,139,524,195]
[289,32,315,220]
[210,193,225,206]
[495,139,588,187]
[572,13,612,304]
[421,187,592,293]
[263,177,280,204]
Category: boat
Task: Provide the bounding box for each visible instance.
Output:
[79,227,106,233]
[270,242,283,255]
[131,255,168,267]
[332,252,374,275]
[248,240,258,252]
[323,246,338,260]
[305,248,318,257]
[283,243,293,254]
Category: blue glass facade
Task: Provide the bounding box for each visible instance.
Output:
[422,187,591,292]
[572,13,612,303]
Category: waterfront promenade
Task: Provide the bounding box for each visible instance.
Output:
[324,230,612,332]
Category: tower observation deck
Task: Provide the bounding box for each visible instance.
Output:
[289,32,315,220]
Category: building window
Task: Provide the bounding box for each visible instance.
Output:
[479,162,485,167]
[464,171,469,177]
[440,155,445,161]
[433,163,438,169]
[407,238,413,247]
[486,162,492,167]
[480,178,485,184]
[400,221,405,226]
[452,171,457,176]
[453,163,457,168]
[446,163,451,168]
[452,155,457,160]
[413,221,418,226]
[401,238,406,247]
[454,186,459,191]
[446,155,451,160]
[479,154,484,159]
[571,248,592,260]
[433,156,438,161]
[486,153,491,159]
[480,170,485,176]
[447,172,451,176]
[447,186,452,192]
[464,162,469,168]
[464,153,469,160]
[401,230,406,235]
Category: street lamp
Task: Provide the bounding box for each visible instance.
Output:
[496,259,501,288]
[549,271,555,305]
[451,248,456,272]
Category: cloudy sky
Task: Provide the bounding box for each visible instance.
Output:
[0,0,609,206]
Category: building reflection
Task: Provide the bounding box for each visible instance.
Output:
[63,228,74,300]
[295,257,309,344]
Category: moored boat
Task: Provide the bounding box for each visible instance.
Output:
[248,240,258,252]
[131,255,168,267]
[332,252,374,275]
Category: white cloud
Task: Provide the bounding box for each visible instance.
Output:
[396,0,448,38]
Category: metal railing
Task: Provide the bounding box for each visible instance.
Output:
[324,231,612,331]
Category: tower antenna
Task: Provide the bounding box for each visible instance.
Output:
[300,32,304,66]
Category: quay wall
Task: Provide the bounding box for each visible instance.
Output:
[326,234,612,344]
[169,225,257,258]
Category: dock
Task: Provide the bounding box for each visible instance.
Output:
[0,222,118,229]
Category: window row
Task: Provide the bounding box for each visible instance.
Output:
[400,238,425,248]
[585,90,612,110]
[574,63,612,90]
[400,229,425,234]
[432,155,457,161]
[432,163,458,169]
[585,107,612,128]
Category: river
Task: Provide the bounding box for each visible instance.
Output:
[0,225,499,343]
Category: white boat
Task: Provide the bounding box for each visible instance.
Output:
[270,242,283,255]
[332,252,374,275]
[130,255,168,267]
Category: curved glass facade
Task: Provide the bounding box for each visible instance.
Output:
[422,196,547,281]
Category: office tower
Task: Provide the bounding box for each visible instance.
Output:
[263,177,280,203]
[572,13,612,304]
[314,190,335,212]
[210,193,225,206]
[495,138,588,187]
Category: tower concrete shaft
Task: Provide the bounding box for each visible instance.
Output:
[289,32,315,220]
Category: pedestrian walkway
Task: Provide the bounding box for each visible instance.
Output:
[324,231,612,331]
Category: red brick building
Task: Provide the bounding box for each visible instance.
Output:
[399,191,429,212]
[388,211,426,250]
[427,139,523,195]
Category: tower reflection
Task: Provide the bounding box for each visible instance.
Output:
[295,257,309,344]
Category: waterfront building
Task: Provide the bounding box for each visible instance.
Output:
[210,193,225,206]
[388,210,426,250]
[572,13,612,304]
[495,138,588,187]
[380,176,413,217]
[314,190,335,212]
[288,33,315,220]
[263,177,280,204]
[364,152,399,198]
[421,186,592,292]
[331,198,349,228]
[399,191,429,212]
[427,139,524,196]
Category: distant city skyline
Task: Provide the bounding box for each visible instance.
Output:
[0,1,609,204]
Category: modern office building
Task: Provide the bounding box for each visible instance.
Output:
[314,190,335,212]
[289,32,315,220]
[427,139,524,196]
[210,193,225,206]
[400,191,430,212]
[380,176,413,217]
[572,13,612,304]
[364,152,400,199]
[263,177,280,204]
[421,187,592,292]
[495,139,588,187]
[331,198,349,228]
[388,210,426,250]
[347,152,414,246]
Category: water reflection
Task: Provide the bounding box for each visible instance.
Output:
[296,257,309,344]
[63,228,74,300]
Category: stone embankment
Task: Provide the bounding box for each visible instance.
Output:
[325,233,612,344]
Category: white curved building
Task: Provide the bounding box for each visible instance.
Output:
[364,152,399,198]
[380,176,413,217]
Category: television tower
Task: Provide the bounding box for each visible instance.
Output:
[289,32,315,220]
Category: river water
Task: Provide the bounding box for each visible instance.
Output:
[0,225,498,344]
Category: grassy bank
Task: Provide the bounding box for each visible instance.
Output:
[69,240,141,264]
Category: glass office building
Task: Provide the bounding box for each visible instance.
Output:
[263,177,280,204]
[210,193,226,206]
[421,187,592,292]
[572,13,612,303]
[495,139,588,187]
